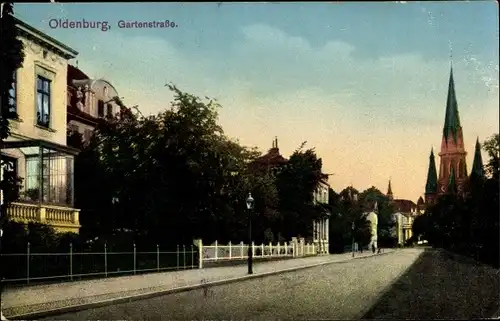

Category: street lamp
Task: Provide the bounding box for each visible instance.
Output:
[351,221,355,258]
[246,193,254,275]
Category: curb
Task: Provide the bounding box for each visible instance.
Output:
[6,250,397,320]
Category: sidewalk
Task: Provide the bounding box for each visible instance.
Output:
[2,249,395,319]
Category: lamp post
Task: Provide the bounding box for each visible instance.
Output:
[351,221,355,258]
[246,193,254,275]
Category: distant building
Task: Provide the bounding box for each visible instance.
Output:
[386,180,420,245]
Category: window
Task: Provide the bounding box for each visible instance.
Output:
[23,149,74,206]
[36,76,51,128]
[9,70,17,115]
[106,104,113,118]
[97,100,104,117]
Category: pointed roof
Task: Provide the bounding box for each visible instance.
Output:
[447,166,457,194]
[417,196,424,205]
[470,137,485,179]
[443,67,462,143]
[387,180,393,196]
[425,148,438,194]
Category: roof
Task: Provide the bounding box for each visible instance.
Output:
[470,137,485,179]
[68,64,90,85]
[417,196,424,205]
[443,67,462,143]
[14,17,78,59]
[392,199,417,213]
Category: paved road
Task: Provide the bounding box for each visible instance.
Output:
[36,248,499,320]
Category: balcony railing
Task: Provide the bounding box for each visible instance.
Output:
[6,202,80,233]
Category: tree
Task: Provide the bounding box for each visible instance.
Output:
[74,85,275,247]
[483,134,499,179]
[276,143,325,238]
[1,3,25,225]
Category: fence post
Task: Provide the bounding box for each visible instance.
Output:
[284,242,288,256]
[157,244,160,272]
[214,240,218,261]
[104,242,108,277]
[197,239,203,269]
[269,242,272,256]
[261,243,264,257]
[251,241,255,258]
[176,245,180,269]
[69,243,73,281]
[133,243,137,275]
[27,242,30,285]
[240,241,244,258]
[183,245,186,269]
[228,241,232,259]
[191,245,194,268]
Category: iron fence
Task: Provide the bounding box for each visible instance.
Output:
[1,243,197,285]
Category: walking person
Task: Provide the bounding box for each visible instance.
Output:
[371,243,376,254]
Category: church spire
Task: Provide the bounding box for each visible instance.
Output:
[470,137,485,180]
[443,67,462,143]
[387,179,393,201]
[425,148,438,194]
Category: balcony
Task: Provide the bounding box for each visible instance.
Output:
[2,139,81,234]
[7,202,80,234]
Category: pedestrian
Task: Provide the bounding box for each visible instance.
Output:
[371,243,375,254]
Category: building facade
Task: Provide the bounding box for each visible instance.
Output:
[387,180,422,245]
[66,64,124,144]
[1,18,81,233]
[313,179,330,254]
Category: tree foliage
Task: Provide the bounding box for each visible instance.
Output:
[483,133,499,179]
[1,3,25,227]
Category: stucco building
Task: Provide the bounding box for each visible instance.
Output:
[2,18,81,233]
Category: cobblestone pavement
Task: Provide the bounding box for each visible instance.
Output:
[36,249,424,320]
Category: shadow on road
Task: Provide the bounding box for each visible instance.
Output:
[362,248,500,320]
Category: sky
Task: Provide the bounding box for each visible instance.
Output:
[15,2,499,201]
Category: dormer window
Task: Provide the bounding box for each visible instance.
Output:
[97,100,104,117]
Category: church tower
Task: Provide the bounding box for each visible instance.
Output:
[425,148,438,204]
[437,67,468,196]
